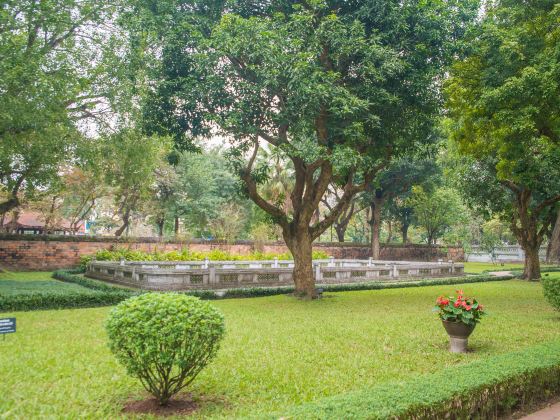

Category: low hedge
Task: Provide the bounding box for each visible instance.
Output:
[0,290,133,312]
[220,274,514,299]
[542,274,560,311]
[1,271,514,312]
[52,269,130,292]
[269,340,560,419]
[0,270,136,312]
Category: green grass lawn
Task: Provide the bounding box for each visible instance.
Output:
[462,261,527,273]
[1,274,560,418]
[0,270,96,296]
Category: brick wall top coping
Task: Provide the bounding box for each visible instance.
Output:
[0,233,453,249]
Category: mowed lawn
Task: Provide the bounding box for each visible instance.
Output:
[1,272,560,419]
[0,270,96,296]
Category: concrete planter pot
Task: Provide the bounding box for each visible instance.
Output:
[442,320,476,353]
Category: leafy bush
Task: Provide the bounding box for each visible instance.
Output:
[0,290,132,311]
[272,340,560,419]
[52,269,130,293]
[542,275,560,310]
[80,247,330,268]
[0,271,135,312]
[106,293,225,405]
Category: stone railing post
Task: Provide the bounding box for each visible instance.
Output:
[315,263,322,282]
[208,264,216,285]
[273,257,278,268]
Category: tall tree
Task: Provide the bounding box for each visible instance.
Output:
[0,0,117,214]
[102,130,171,237]
[129,0,477,298]
[407,186,467,245]
[446,0,560,279]
[366,158,439,258]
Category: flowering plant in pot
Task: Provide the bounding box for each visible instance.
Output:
[434,290,485,353]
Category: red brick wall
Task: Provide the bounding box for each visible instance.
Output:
[0,237,464,270]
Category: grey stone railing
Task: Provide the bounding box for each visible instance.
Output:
[86,258,464,291]
[466,245,546,262]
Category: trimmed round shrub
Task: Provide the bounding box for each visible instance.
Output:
[106,293,225,405]
[542,275,560,311]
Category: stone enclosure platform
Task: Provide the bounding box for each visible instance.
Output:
[86,259,465,291]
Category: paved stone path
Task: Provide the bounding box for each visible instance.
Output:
[488,271,515,276]
[521,402,560,420]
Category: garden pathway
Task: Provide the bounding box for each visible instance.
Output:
[521,402,560,419]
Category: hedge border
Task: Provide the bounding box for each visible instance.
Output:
[265,340,560,419]
[1,271,514,312]
[0,269,136,312]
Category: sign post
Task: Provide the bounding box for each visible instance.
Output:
[0,318,16,340]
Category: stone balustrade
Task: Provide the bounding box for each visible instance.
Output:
[86,258,464,291]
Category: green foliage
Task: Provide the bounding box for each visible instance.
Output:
[0,0,118,213]
[1,278,557,417]
[434,291,485,326]
[445,0,560,279]
[542,276,560,311]
[273,340,560,419]
[106,293,225,405]
[0,290,131,312]
[407,186,468,245]
[80,248,330,268]
[0,270,133,312]
[52,270,131,293]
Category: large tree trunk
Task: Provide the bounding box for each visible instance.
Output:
[370,197,384,259]
[156,219,165,237]
[285,229,316,299]
[335,225,346,242]
[174,217,180,236]
[401,222,409,243]
[115,208,131,237]
[386,219,393,243]
[523,245,541,280]
[509,189,545,280]
[0,196,20,215]
[547,208,560,264]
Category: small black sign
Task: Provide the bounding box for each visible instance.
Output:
[0,318,16,334]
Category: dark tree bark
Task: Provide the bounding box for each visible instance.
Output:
[386,219,393,243]
[369,196,385,260]
[115,207,131,237]
[401,222,409,243]
[174,217,180,236]
[547,208,560,264]
[500,182,560,280]
[322,190,356,243]
[240,139,384,299]
[0,173,26,215]
[156,218,165,237]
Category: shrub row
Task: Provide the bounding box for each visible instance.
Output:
[52,269,130,292]
[80,248,330,268]
[0,290,133,312]
[220,274,514,299]
[2,271,513,312]
[0,270,136,312]
[269,340,560,419]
